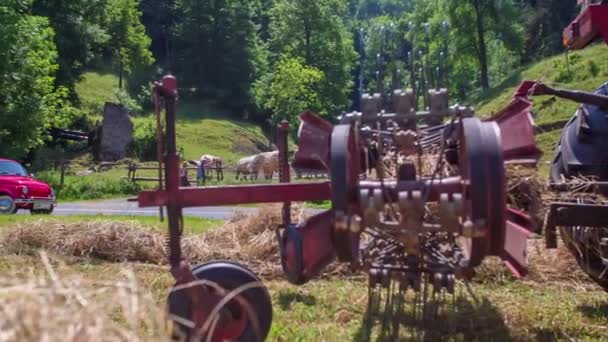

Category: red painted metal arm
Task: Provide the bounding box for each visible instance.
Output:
[138,182,332,208]
[563,4,608,50]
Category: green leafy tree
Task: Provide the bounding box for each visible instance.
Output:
[267,0,357,116]
[105,0,154,89]
[31,0,110,93]
[520,0,577,62]
[256,56,325,128]
[0,2,67,158]
[400,0,523,96]
[139,0,177,70]
[444,0,524,90]
[174,0,264,111]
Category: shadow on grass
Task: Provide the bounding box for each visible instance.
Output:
[353,290,511,342]
[578,303,608,319]
[277,290,317,310]
[472,71,524,108]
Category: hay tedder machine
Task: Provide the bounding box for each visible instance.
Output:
[140,75,542,340]
[137,2,608,340]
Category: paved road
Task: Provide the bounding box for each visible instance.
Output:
[50,198,258,220]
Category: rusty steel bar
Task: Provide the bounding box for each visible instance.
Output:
[138,182,332,208]
[154,75,181,268]
[154,81,165,222]
[278,120,292,226]
[545,202,608,249]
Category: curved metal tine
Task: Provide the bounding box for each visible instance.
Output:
[366,280,380,329]
[379,275,394,338]
[391,278,405,340]
[421,274,429,327]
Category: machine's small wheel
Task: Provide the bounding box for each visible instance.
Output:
[0,196,16,215]
[551,147,608,292]
[560,226,608,291]
[167,261,273,341]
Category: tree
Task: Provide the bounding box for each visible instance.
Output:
[31,0,110,93]
[105,0,154,89]
[256,56,325,128]
[139,0,177,70]
[174,0,264,111]
[0,2,67,159]
[445,0,524,90]
[267,0,357,116]
[520,0,577,62]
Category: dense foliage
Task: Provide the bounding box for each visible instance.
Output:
[0,0,588,159]
[0,2,66,158]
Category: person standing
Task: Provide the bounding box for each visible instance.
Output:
[197,157,206,186]
[180,162,191,187]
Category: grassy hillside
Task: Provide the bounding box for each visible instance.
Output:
[473,44,608,172]
[49,71,271,201]
[75,72,123,114]
[75,71,269,165]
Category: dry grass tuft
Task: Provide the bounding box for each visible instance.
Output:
[1,220,167,264]
[506,165,547,227]
[0,252,168,341]
[0,205,301,278]
[475,238,602,290]
[183,205,287,277]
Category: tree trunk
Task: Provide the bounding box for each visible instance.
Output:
[304,18,312,64]
[118,58,124,89]
[473,0,490,89]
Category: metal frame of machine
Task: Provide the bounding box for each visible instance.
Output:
[129,2,608,340]
[141,72,544,340]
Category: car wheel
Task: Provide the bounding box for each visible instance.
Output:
[0,195,16,215]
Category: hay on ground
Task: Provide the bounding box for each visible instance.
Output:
[0,252,167,341]
[0,205,303,278]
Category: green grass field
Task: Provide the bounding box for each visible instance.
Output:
[0,250,605,341]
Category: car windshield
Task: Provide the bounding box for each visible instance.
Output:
[0,161,28,176]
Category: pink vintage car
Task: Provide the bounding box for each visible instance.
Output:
[0,158,55,214]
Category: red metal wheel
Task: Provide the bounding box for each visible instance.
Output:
[167,261,272,341]
[458,118,506,268]
[330,124,362,262]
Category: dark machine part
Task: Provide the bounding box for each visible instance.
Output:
[550,83,608,181]
[48,128,90,142]
[151,75,273,341]
[545,83,608,291]
[542,1,608,292]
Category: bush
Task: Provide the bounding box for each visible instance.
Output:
[130,118,158,161]
[587,60,600,78]
[38,171,142,201]
[115,89,143,114]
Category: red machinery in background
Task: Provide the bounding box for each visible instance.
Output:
[143,76,541,341]
[563,1,608,49]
